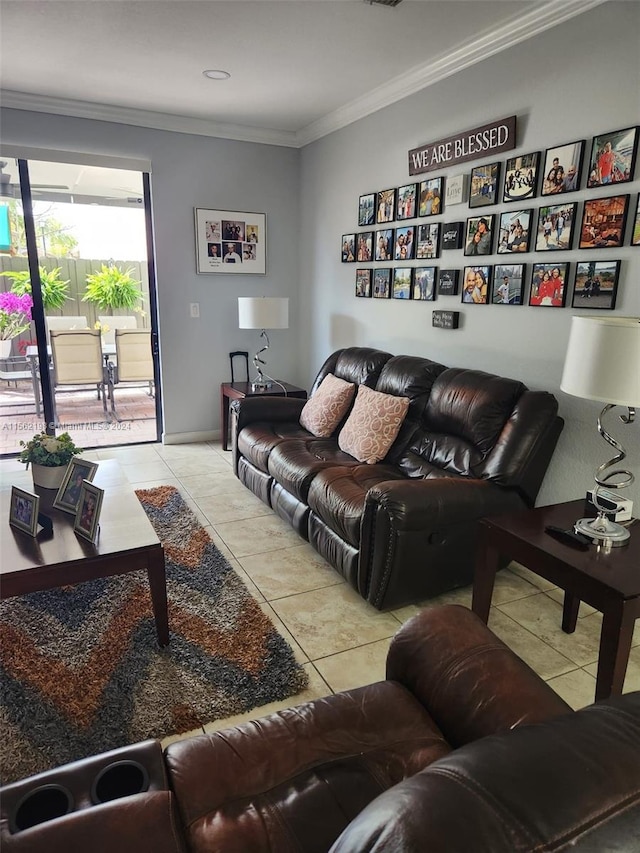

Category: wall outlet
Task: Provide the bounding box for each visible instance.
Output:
[190,303,200,318]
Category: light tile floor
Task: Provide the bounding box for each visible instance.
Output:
[2,441,638,750]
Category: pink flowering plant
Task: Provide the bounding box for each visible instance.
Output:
[0,291,33,340]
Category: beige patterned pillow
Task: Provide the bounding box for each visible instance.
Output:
[299,373,356,437]
[338,385,410,464]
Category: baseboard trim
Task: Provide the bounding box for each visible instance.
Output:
[162,429,219,445]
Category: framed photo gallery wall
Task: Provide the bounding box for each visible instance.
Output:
[195,208,266,274]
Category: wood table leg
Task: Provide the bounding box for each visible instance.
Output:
[562,592,580,634]
[595,600,635,701]
[221,386,230,451]
[147,546,169,647]
[472,528,499,624]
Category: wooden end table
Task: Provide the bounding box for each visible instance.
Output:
[472,500,639,701]
[220,380,307,450]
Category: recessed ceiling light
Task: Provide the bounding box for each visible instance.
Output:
[203,69,231,81]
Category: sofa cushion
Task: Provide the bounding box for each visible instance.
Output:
[310,347,393,395]
[268,438,359,503]
[338,386,410,464]
[299,373,356,437]
[237,422,311,473]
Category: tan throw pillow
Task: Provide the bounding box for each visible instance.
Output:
[299,373,356,438]
[338,385,410,464]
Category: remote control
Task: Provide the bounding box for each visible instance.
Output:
[545,525,590,550]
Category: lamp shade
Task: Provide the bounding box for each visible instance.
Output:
[560,316,640,406]
[238,297,289,330]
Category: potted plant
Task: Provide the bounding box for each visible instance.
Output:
[82,264,143,312]
[0,291,33,359]
[0,266,70,312]
[18,431,82,490]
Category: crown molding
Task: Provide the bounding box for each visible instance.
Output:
[0,0,607,151]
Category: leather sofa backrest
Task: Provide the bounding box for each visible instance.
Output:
[311,347,393,396]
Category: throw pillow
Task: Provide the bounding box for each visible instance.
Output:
[299,373,356,438]
[338,385,410,464]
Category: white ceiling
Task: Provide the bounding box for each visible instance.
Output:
[1,0,606,148]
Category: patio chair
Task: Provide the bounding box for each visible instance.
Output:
[98,315,137,347]
[45,316,89,344]
[111,329,154,420]
[50,329,112,421]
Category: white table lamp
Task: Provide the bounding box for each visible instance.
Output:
[560,316,639,546]
[238,297,289,391]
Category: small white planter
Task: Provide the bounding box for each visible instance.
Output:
[0,340,12,359]
[31,463,67,490]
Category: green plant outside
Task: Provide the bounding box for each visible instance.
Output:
[82,264,143,311]
[18,431,82,468]
[0,267,70,311]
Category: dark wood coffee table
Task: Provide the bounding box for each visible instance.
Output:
[472,500,639,701]
[1,460,169,646]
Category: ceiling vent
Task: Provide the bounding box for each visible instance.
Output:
[364,0,404,7]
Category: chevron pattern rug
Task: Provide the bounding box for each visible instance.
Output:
[0,486,308,784]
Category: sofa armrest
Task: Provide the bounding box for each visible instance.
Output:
[386,605,572,747]
[231,395,307,431]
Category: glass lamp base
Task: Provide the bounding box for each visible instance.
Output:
[574,515,630,547]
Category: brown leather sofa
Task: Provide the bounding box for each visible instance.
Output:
[2,606,638,852]
[231,347,564,609]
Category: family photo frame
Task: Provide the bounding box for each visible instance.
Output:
[529,262,569,308]
[461,266,491,304]
[541,140,584,196]
[74,481,104,543]
[469,162,500,208]
[535,203,577,251]
[373,268,391,298]
[396,183,417,220]
[418,177,443,216]
[579,194,629,249]
[633,195,640,246]
[587,126,638,188]
[9,486,40,537]
[355,268,372,298]
[413,267,437,301]
[572,260,620,309]
[503,151,540,203]
[492,264,525,305]
[497,209,532,254]
[358,192,376,226]
[376,188,396,223]
[375,228,394,261]
[392,267,413,300]
[54,458,99,514]
[341,233,356,262]
[464,215,495,256]
[195,208,266,274]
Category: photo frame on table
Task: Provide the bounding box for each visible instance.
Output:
[418,178,443,216]
[572,260,620,310]
[492,264,525,305]
[194,208,266,274]
[394,226,415,260]
[497,209,532,254]
[355,268,372,298]
[413,267,437,301]
[502,151,540,203]
[396,183,417,220]
[375,228,394,261]
[464,215,495,256]
[587,126,638,189]
[416,223,440,259]
[535,203,577,251]
[461,266,491,304]
[358,192,376,227]
[541,140,584,196]
[373,268,391,299]
[632,195,640,246]
[355,231,373,262]
[469,162,501,207]
[529,262,569,308]
[392,267,413,300]
[341,234,356,262]
[438,269,459,296]
[74,481,104,543]
[53,458,99,515]
[579,194,629,250]
[376,188,396,223]
[9,486,39,537]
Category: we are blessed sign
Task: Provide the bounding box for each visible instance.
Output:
[408,117,517,176]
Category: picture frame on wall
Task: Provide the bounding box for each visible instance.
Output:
[358,192,376,227]
[529,262,569,307]
[469,162,501,207]
[394,226,415,260]
[356,231,373,261]
[442,222,464,250]
[579,194,629,249]
[396,183,418,220]
[376,188,396,223]
[373,268,392,298]
[194,208,266,274]
[375,228,394,261]
[9,486,40,537]
[502,151,540,203]
[572,260,620,309]
[586,126,638,188]
[492,264,525,305]
[416,223,440,259]
[418,178,443,216]
[541,140,584,196]
[535,203,577,251]
[413,267,437,301]
[461,266,491,304]
[632,195,640,246]
[355,268,372,298]
[341,233,356,262]
[438,269,459,296]
[497,209,532,254]
[464,215,494,256]
[392,267,413,300]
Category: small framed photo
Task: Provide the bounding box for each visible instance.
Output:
[503,151,540,202]
[572,260,621,309]
[469,162,501,207]
[373,268,392,299]
[587,126,638,188]
[9,486,39,537]
[392,267,413,300]
[438,269,459,296]
[375,228,394,261]
[396,183,418,220]
[497,209,532,254]
[356,231,374,262]
[418,178,443,216]
[461,266,491,304]
[492,264,525,305]
[341,234,356,262]
[416,222,440,259]
[579,194,629,249]
[53,458,99,515]
[529,263,569,307]
[541,140,584,196]
[413,267,437,301]
[442,222,464,250]
[632,195,640,246]
[358,192,376,227]
[464,215,495,256]
[394,225,415,260]
[355,268,372,298]
[376,188,396,223]
[535,203,577,251]
[74,481,104,543]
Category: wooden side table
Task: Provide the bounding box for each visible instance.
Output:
[220,381,307,450]
[472,500,640,701]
